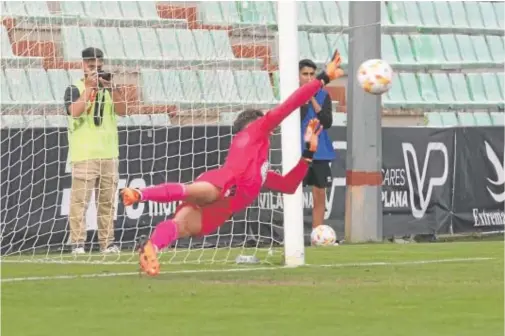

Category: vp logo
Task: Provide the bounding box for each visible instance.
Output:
[402,142,448,219]
[485,141,505,203]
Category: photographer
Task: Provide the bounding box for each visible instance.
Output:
[64,47,126,254]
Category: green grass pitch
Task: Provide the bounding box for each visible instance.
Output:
[2,241,503,336]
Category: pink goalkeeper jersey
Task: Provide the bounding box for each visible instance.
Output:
[220,79,323,213]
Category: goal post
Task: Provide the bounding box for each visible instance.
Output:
[277,1,305,267]
[0,0,308,265]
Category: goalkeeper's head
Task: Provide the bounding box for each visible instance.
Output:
[233,109,264,133]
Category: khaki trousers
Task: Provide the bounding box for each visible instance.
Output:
[69,159,118,250]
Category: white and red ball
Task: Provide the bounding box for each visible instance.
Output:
[311,225,337,246]
[357,59,393,95]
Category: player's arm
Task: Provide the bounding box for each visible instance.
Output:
[264,119,322,194]
[250,51,343,137]
[313,94,333,129]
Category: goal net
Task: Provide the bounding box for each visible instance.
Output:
[0,1,348,265]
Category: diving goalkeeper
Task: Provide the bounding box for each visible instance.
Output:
[120,51,344,276]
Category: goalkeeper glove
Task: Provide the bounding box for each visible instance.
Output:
[302,119,323,163]
[317,49,345,86]
[120,188,142,206]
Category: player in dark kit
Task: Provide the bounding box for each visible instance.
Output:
[120,51,344,276]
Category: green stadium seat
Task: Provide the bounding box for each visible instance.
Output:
[4,69,33,102]
[310,33,330,64]
[296,2,310,26]
[198,70,223,104]
[326,34,348,65]
[399,73,423,103]
[220,1,241,24]
[457,112,476,126]
[410,34,445,64]
[210,30,236,61]
[464,1,485,29]
[497,73,504,99]
[60,1,85,17]
[486,36,505,63]
[47,69,71,104]
[466,73,487,102]
[387,2,409,25]
[439,112,459,126]
[298,31,314,60]
[234,70,259,104]
[455,35,477,64]
[381,34,398,64]
[381,2,392,25]
[424,112,443,126]
[448,1,469,27]
[431,2,452,28]
[25,1,51,17]
[26,69,55,103]
[100,27,127,60]
[251,71,276,104]
[254,1,277,25]
[417,73,438,102]
[139,69,166,104]
[332,112,347,126]
[82,2,105,19]
[192,29,219,61]
[334,1,348,26]
[139,28,163,60]
[473,112,493,126]
[318,1,340,26]
[100,2,124,21]
[137,1,162,20]
[237,1,275,25]
[61,26,84,60]
[159,71,185,104]
[417,1,439,26]
[1,71,13,103]
[481,73,503,102]
[80,27,106,56]
[431,73,455,103]
[272,71,280,100]
[470,36,493,63]
[118,28,144,60]
[494,2,504,28]
[198,1,225,25]
[438,35,461,64]
[0,26,14,59]
[305,2,327,26]
[403,1,423,26]
[217,70,241,104]
[180,70,204,103]
[176,29,199,61]
[448,73,471,102]
[490,112,505,126]
[4,1,28,16]
[478,2,500,29]
[384,73,405,105]
[119,1,142,20]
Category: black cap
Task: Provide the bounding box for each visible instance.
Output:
[81,47,104,60]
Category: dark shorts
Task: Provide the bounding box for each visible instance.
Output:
[303,160,332,189]
[175,168,235,236]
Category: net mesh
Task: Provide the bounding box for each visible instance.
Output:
[1,1,367,265]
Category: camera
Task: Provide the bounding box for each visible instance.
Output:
[97,70,112,82]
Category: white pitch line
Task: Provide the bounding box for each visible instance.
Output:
[1,257,495,283]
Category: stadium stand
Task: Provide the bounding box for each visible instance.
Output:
[0,1,503,127]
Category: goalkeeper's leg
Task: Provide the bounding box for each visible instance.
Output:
[120,168,233,207]
[138,199,232,276]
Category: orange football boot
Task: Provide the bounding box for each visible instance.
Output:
[137,235,160,277]
[120,188,141,206]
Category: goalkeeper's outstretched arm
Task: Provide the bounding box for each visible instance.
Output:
[250,50,343,137]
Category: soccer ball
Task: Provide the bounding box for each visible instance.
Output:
[357,59,393,95]
[310,225,337,246]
